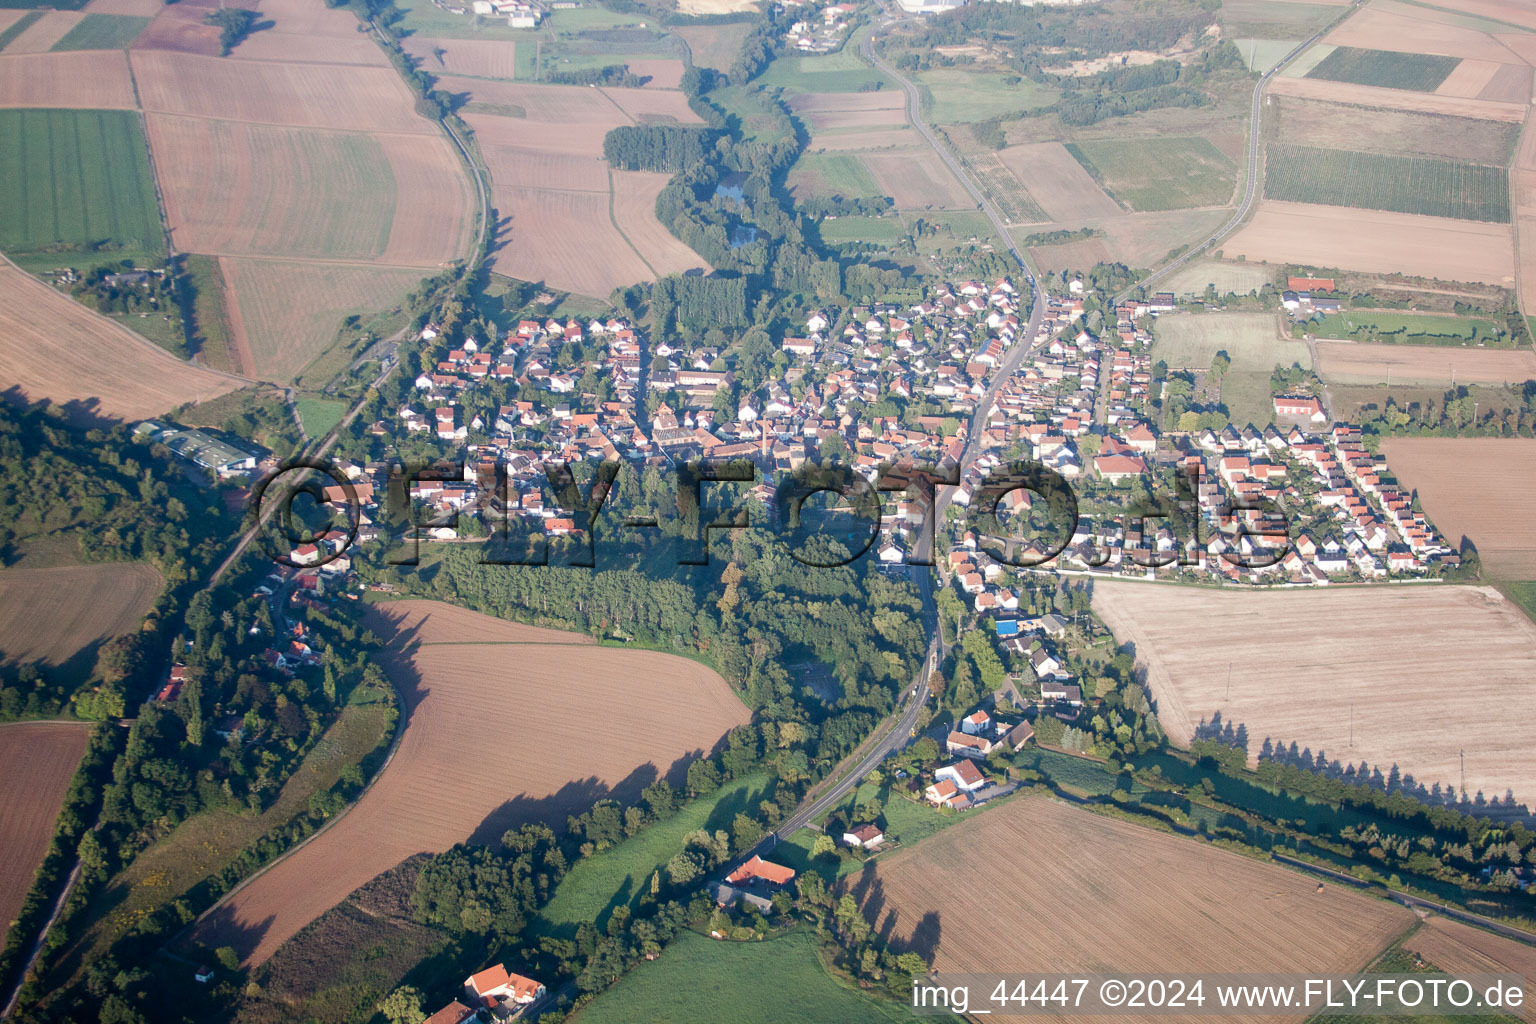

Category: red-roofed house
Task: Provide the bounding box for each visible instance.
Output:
[464,964,545,1016]
[421,1001,477,1024]
[725,854,796,888]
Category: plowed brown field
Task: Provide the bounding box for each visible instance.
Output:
[193,600,749,966]
[996,142,1121,221]
[1266,74,1527,121]
[862,150,972,209]
[2,11,83,53]
[401,36,519,79]
[848,795,1411,1023]
[612,169,709,276]
[1092,581,1536,807]
[1380,438,1536,578]
[0,722,91,945]
[0,562,161,671]
[1317,341,1536,385]
[1226,201,1516,284]
[0,259,239,421]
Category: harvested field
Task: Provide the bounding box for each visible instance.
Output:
[193,599,749,966]
[1264,144,1509,222]
[861,150,972,209]
[129,1,222,55]
[247,0,375,38]
[0,258,239,421]
[1380,438,1536,578]
[848,794,1411,1022]
[84,0,163,15]
[1271,95,1520,163]
[1423,0,1536,32]
[602,86,703,125]
[676,0,755,11]
[806,127,920,151]
[1317,340,1536,384]
[1515,107,1536,316]
[1436,58,1504,97]
[1324,2,1532,64]
[1151,311,1308,370]
[1266,74,1527,121]
[624,58,684,90]
[131,51,434,133]
[787,91,905,114]
[219,258,428,382]
[375,134,476,265]
[147,115,394,260]
[491,185,653,296]
[995,142,1121,222]
[1092,581,1536,806]
[226,28,389,66]
[1088,207,1228,269]
[1024,236,1113,272]
[796,105,904,132]
[0,722,92,945]
[612,169,709,277]
[1161,259,1276,296]
[1477,61,1533,103]
[0,50,135,108]
[2,11,83,53]
[1225,200,1516,285]
[437,77,619,122]
[1407,918,1536,1023]
[401,36,519,78]
[0,563,161,672]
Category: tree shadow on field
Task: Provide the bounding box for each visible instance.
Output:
[843,860,942,967]
[0,385,123,431]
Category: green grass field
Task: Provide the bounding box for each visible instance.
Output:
[0,108,162,256]
[571,930,911,1024]
[1066,137,1236,212]
[1161,260,1275,297]
[786,151,886,201]
[1305,45,1460,92]
[817,216,904,244]
[1220,369,1281,429]
[1234,37,1299,73]
[917,68,1058,124]
[536,774,775,934]
[1497,581,1536,625]
[1265,144,1510,223]
[50,13,149,50]
[295,396,347,439]
[1302,311,1509,346]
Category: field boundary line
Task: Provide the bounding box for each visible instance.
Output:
[607,167,658,278]
[177,688,409,943]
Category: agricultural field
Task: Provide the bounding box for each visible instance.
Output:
[1091,581,1536,807]
[218,259,429,383]
[192,599,751,966]
[130,51,434,134]
[847,794,1411,1011]
[572,930,907,1024]
[1,11,81,52]
[817,216,904,244]
[785,90,906,133]
[1234,37,1301,73]
[1150,312,1308,371]
[915,67,1058,124]
[1407,917,1536,1023]
[861,149,973,210]
[0,722,92,948]
[0,107,161,256]
[995,142,1121,222]
[1221,0,1349,40]
[48,12,146,49]
[295,396,345,439]
[1323,0,1536,67]
[1267,74,1528,122]
[1381,438,1536,579]
[1225,201,1516,285]
[1514,97,1536,318]
[536,773,774,933]
[400,35,523,79]
[0,562,161,679]
[1302,310,1508,345]
[786,151,886,203]
[1066,137,1236,211]
[1306,45,1462,91]
[1270,96,1520,165]
[1265,144,1510,222]
[0,49,139,112]
[457,82,707,296]
[1316,341,1536,385]
[1161,259,1275,297]
[0,258,239,421]
[672,21,751,74]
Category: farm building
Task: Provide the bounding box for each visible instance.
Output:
[464,964,545,1016]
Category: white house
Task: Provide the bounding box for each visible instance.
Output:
[464,965,545,1015]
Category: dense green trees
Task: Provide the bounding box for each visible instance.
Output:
[603,125,719,172]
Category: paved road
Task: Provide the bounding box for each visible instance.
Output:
[763,9,1059,846]
[1111,6,1360,304]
